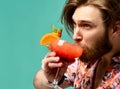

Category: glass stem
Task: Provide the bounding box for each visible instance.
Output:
[53,68,61,85]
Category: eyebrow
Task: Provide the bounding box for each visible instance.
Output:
[80,20,96,25]
[72,18,97,26]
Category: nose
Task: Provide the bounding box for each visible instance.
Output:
[72,27,82,41]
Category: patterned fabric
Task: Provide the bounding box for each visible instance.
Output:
[65,56,120,89]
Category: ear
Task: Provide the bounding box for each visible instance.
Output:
[113,21,120,35]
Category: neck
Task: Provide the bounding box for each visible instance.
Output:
[94,56,111,89]
[94,49,115,89]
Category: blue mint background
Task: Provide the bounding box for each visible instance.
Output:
[0,0,73,89]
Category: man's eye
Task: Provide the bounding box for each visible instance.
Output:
[81,24,92,29]
[83,24,90,27]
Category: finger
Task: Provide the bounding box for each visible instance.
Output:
[43,56,60,64]
[44,51,56,58]
[48,62,63,68]
[41,56,60,71]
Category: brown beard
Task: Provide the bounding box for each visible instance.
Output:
[79,30,112,63]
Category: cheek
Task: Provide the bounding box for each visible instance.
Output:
[82,34,99,48]
[81,26,105,48]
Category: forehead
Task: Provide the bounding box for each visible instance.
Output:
[72,5,103,23]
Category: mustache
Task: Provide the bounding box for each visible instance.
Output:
[74,42,84,48]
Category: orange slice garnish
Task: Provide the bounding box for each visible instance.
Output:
[40,25,62,47]
[40,33,60,46]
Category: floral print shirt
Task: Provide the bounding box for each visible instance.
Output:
[64,56,120,89]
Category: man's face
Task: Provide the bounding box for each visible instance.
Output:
[72,5,112,63]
